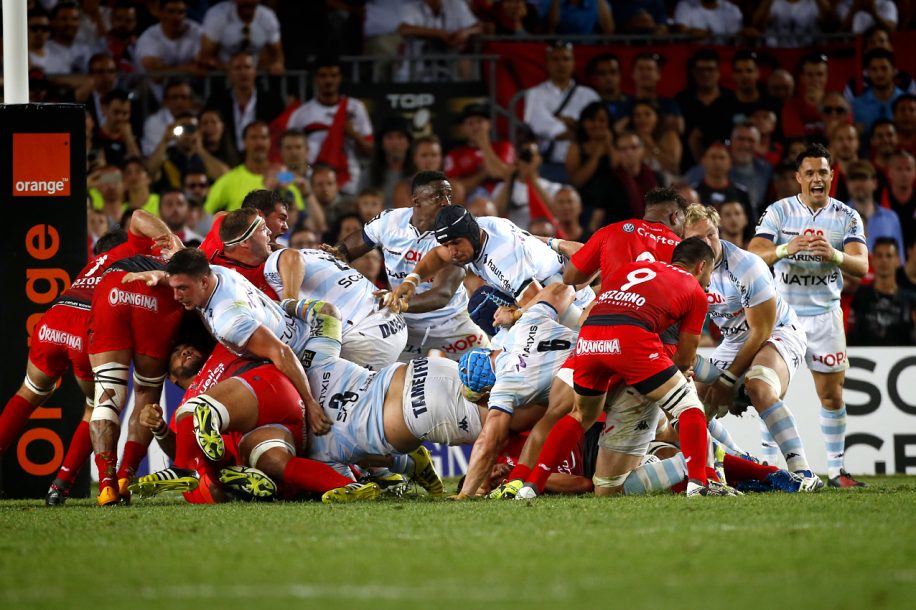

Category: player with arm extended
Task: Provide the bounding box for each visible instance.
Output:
[454,283,578,499]
[392,206,594,330]
[684,204,821,489]
[749,144,869,488]
[326,171,488,361]
[517,238,727,498]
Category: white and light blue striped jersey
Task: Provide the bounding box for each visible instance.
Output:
[755,196,866,316]
[706,240,799,344]
[473,216,594,309]
[201,265,308,356]
[302,334,401,474]
[488,303,576,415]
[263,248,379,337]
[362,208,469,326]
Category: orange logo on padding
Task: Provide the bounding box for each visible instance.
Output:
[12,133,71,197]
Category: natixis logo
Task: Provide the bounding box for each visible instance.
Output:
[12,133,71,197]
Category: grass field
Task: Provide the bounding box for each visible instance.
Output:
[2,476,915,610]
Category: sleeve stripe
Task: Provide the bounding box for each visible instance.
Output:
[488,405,514,415]
[844,236,866,245]
[755,233,776,242]
[361,228,376,247]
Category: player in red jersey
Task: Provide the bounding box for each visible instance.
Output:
[0,210,178,505]
[517,238,731,498]
[88,253,187,506]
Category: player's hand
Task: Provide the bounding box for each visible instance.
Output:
[786,233,814,256]
[373,289,405,313]
[390,282,416,312]
[122,270,167,286]
[448,492,471,501]
[701,381,736,419]
[154,233,184,259]
[806,235,836,262]
[305,398,333,436]
[319,243,345,261]
[139,403,165,432]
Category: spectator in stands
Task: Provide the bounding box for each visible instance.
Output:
[87,207,111,252]
[124,157,160,214]
[368,116,414,207]
[751,0,838,47]
[523,40,600,182]
[205,121,305,213]
[333,213,364,244]
[676,48,738,170]
[142,80,194,156]
[27,9,52,71]
[893,95,916,157]
[586,53,630,122]
[395,0,483,82]
[278,129,311,188]
[820,91,853,143]
[206,52,286,159]
[198,0,284,74]
[850,238,916,346]
[685,123,768,213]
[146,113,229,190]
[445,103,513,197]
[845,24,915,98]
[750,108,782,166]
[770,158,801,200]
[693,142,752,221]
[199,108,240,167]
[288,227,321,250]
[540,0,615,34]
[183,171,210,207]
[828,122,860,202]
[77,53,119,128]
[612,130,660,217]
[730,50,782,124]
[311,164,355,230]
[44,1,92,74]
[852,49,904,133]
[287,56,374,196]
[492,140,563,229]
[104,2,139,73]
[488,0,536,35]
[610,0,668,34]
[899,235,916,292]
[357,188,385,223]
[90,165,127,228]
[566,101,629,227]
[718,199,750,247]
[135,0,202,77]
[553,185,591,241]
[673,0,744,38]
[392,134,465,207]
[94,88,141,166]
[631,99,682,182]
[781,52,829,139]
[528,217,557,237]
[85,111,107,173]
[885,151,916,244]
[846,160,905,257]
[351,248,386,289]
[617,52,682,135]
[837,0,898,33]
[159,189,204,244]
[766,68,795,106]
[465,194,499,218]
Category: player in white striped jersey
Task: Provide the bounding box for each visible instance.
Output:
[684,205,819,485]
[327,171,488,362]
[263,248,407,369]
[750,144,869,488]
[392,206,594,330]
[454,283,577,498]
[138,246,334,435]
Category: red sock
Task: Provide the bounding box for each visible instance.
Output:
[723,453,779,482]
[677,409,708,485]
[527,415,585,493]
[117,440,148,480]
[282,457,353,493]
[174,415,203,469]
[94,451,118,491]
[56,421,92,485]
[0,395,37,455]
[506,463,531,482]
[184,470,217,504]
[671,480,687,494]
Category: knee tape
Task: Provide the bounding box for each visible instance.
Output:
[24,375,55,397]
[133,371,167,388]
[656,376,703,420]
[248,438,295,468]
[91,363,130,423]
[647,441,679,457]
[745,365,782,395]
[558,303,583,330]
[593,472,630,488]
[184,395,231,432]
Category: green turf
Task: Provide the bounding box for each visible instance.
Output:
[2,477,915,610]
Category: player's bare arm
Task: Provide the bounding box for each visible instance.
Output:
[808,236,869,278]
[456,410,511,499]
[276,248,306,300]
[325,227,373,263]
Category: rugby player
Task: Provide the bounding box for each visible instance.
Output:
[749,144,869,487]
[327,171,489,361]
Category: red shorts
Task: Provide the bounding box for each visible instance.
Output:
[89,271,184,359]
[573,324,677,396]
[235,364,305,454]
[29,304,93,382]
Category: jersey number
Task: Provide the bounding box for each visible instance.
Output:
[620,268,657,291]
[536,339,572,352]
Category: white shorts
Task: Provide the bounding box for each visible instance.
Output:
[598,385,662,456]
[708,323,807,385]
[341,310,408,370]
[798,308,848,373]
[399,312,489,362]
[401,357,482,445]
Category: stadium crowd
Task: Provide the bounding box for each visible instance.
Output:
[1,0,915,505]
